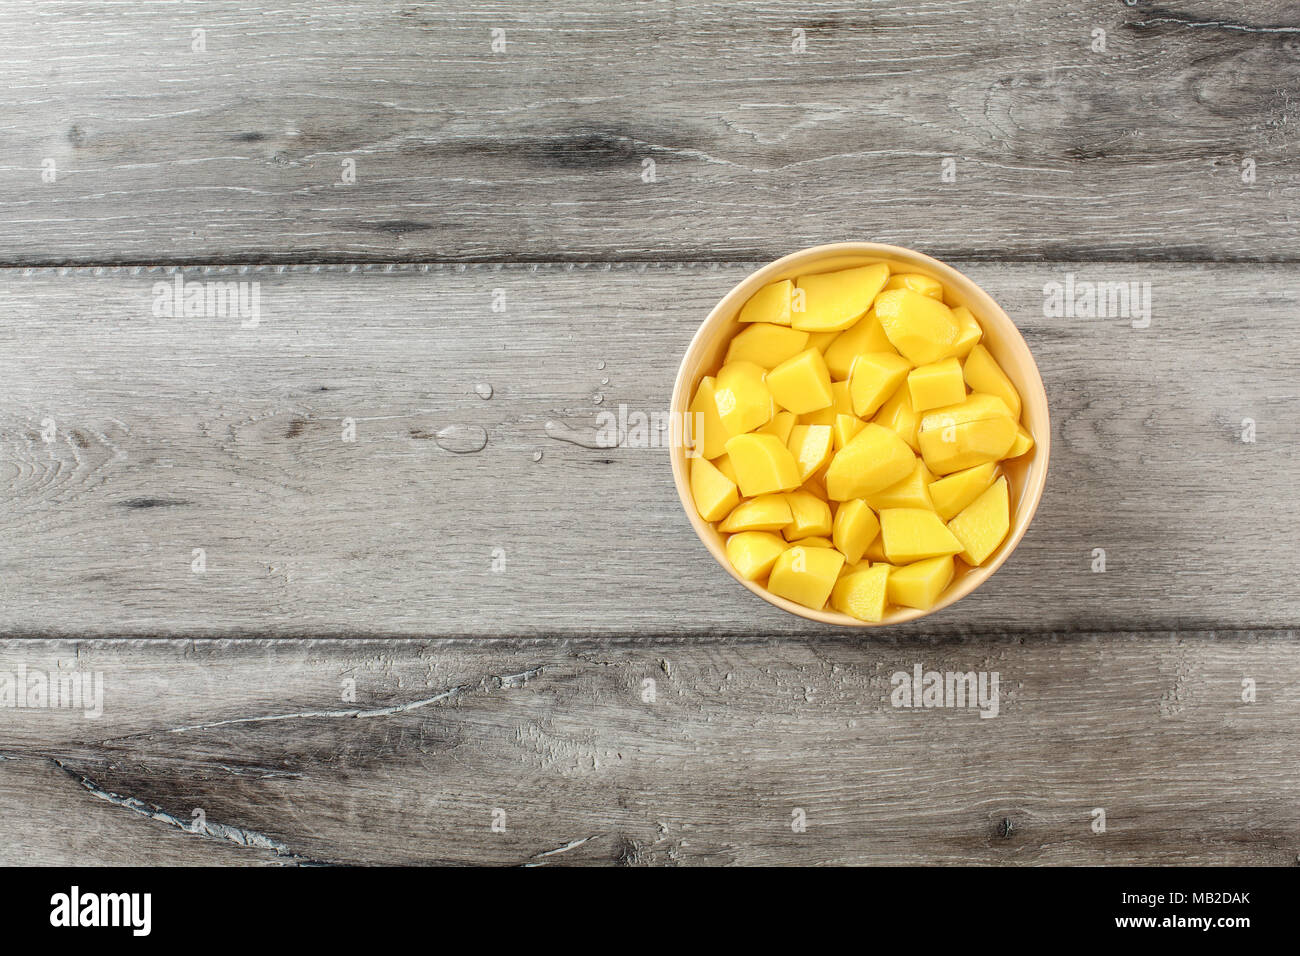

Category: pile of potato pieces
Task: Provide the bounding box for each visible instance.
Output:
[688,262,1034,622]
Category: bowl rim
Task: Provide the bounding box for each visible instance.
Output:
[669,241,1051,627]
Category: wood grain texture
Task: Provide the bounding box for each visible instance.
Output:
[1,0,1297,264]
[2,261,1296,637]
[2,0,1298,870]
[0,635,1295,866]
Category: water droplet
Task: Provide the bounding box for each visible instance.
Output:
[596,361,606,370]
[434,424,488,454]
[600,377,609,386]
[532,450,543,462]
[474,382,493,400]
[592,392,604,405]
[544,419,619,449]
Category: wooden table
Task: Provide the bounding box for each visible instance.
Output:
[1,1,1297,865]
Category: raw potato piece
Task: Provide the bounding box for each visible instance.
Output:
[825,424,916,501]
[726,532,788,581]
[929,462,997,521]
[963,344,1022,419]
[918,417,1017,475]
[873,385,922,453]
[757,410,796,445]
[839,559,871,576]
[724,433,801,497]
[919,393,1015,430]
[866,459,934,512]
[725,323,810,369]
[823,310,897,379]
[831,498,880,565]
[832,565,891,622]
[766,348,834,415]
[719,494,794,533]
[874,289,961,364]
[738,279,793,326]
[885,273,944,299]
[689,376,729,460]
[947,476,1010,566]
[783,489,833,541]
[714,361,774,436]
[800,380,852,427]
[917,393,1017,475]
[786,424,834,483]
[793,263,891,332]
[1005,424,1035,458]
[690,457,739,522]
[806,330,839,352]
[712,452,739,485]
[906,357,966,413]
[849,352,913,418]
[879,508,963,564]
[947,306,983,359]
[768,545,846,609]
[832,413,864,451]
[887,555,954,610]
[918,420,1016,475]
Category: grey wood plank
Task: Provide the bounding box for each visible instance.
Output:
[1,261,1297,636]
[1,1,1297,264]
[0,635,1295,866]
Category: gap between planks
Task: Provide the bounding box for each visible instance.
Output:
[0,632,1294,647]
[0,256,1296,274]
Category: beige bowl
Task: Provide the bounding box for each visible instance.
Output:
[670,243,1050,627]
